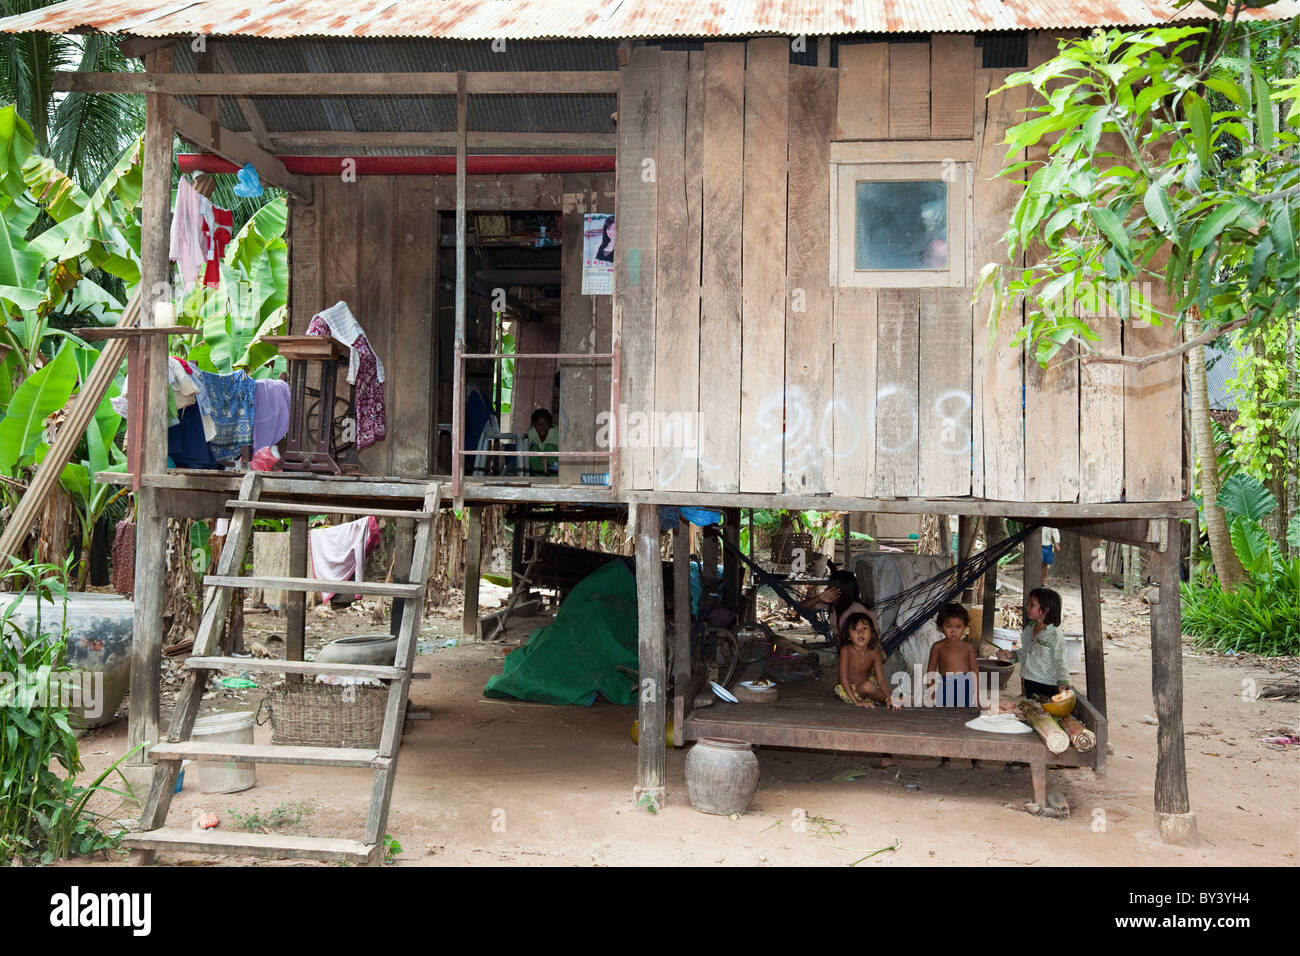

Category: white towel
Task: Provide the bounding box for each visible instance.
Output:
[312,301,386,385]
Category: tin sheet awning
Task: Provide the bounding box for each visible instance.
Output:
[1,0,1296,39]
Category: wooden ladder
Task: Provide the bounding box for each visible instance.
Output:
[123,472,442,865]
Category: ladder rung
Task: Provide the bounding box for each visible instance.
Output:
[224,499,436,520]
[123,828,376,863]
[204,575,424,598]
[185,657,407,681]
[149,741,390,768]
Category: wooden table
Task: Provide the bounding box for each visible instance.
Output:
[260,335,360,475]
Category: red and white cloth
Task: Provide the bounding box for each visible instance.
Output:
[202,205,234,288]
[308,515,381,602]
[306,302,386,451]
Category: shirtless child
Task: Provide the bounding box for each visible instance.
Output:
[835,613,899,709]
[926,603,981,708]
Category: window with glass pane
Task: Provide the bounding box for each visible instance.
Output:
[854,180,948,271]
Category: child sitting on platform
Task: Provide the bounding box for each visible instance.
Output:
[836,613,898,709]
[927,603,981,708]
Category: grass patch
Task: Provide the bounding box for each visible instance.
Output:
[228,801,313,833]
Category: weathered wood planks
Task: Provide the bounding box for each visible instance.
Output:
[836,43,889,139]
[653,51,701,492]
[739,37,788,493]
[918,288,973,496]
[559,182,597,486]
[975,71,1028,501]
[930,35,975,139]
[698,43,745,493]
[888,43,930,139]
[875,289,920,497]
[614,46,660,490]
[784,65,837,494]
[832,288,877,497]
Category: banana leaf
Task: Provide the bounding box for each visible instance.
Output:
[0,343,78,474]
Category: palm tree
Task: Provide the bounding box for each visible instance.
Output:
[0,2,143,187]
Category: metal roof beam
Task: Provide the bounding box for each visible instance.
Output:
[55,71,621,96]
[268,131,615,149]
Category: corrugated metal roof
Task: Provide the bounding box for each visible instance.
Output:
[2,0,1296,39]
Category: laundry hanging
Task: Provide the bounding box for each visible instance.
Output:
[191,369,257,460]
[309,515,381,602]
[306,302,386,451]
[168,176,214,292]
[202,204,234,288]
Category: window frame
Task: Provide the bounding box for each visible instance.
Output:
[829,140,974,289]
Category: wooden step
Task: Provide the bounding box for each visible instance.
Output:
[204,574,424,598]
[149,741,390,768]
[123,828,376,863]
[224,499,435,520]
[185,656,407,680]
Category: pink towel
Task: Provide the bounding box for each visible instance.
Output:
[309,515,380,602]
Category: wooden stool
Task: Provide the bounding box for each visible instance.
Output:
[262,335,362,474]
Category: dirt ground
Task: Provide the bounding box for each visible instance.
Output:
[73,573,1299,867]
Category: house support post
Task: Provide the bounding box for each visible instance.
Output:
[981,518,1002,643]
[1023,527,1043,615]
[1077,533,1107,719]
[1150,519,1197,845]
[957,515,976,601]
[672,516,690,748]
[125,47,175,796]
[462,504,483,642]
[286,516,307,679]
[722,508,740,612]
[634,503,667,808]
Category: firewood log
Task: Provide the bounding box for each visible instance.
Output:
[1060,714,1097,752]
[1022,700,1070,754]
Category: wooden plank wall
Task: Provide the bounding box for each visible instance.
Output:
[610,31,1186,504]
[289,176,435,477]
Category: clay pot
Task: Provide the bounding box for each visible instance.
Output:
[685,737,760,815]
[314,634,397,666]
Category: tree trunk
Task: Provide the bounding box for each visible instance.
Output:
[1288,310,1298,559]
[1186,311,1247,590]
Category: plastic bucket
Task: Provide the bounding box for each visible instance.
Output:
[191,711,257,794]
[1064,634,1083,674]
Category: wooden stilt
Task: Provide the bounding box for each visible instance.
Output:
[1023,527,1043,615]
[462,505,483,641]
[957,515,976,601]
[125,47,175,788]
[1077,533,1107,718]
[722,507,740,611]
[634,503,667,808]
[286,516,307,681]
[672,516,691,748]
[390,517,414,637]
[982,517,1002,641]
[1149,520,1197,845]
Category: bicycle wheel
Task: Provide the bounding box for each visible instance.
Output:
[705,627,739,688]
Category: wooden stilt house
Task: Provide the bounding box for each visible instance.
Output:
[5,0,1289,861]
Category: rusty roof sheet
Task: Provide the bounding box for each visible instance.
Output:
[2,0,1296,39]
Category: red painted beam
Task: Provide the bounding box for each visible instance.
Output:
[177,154,615,176]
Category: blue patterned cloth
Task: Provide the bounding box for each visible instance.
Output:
[192,370,256,461]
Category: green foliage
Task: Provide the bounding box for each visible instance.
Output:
[0,558,136,863]
[383,833,403,862]
[1216,472,1288,580]
[1224,323,1292,490]
[1216,471,1277,521]
[0,340,76,474]
[228,801,313,833]
[980,14,1300,364]
[1181,556,1300,656]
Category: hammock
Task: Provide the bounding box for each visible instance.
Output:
[717,521,1040,650]
[871,522,1041,654]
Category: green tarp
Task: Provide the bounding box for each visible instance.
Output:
[483,559,639,706]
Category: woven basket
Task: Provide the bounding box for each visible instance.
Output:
[771,531,813,566]
[266,682,386,749]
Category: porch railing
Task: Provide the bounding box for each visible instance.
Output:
[450,340,620,498]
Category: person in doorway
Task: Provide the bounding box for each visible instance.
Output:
[527,407,559,476]
[1041,526,1061,580]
